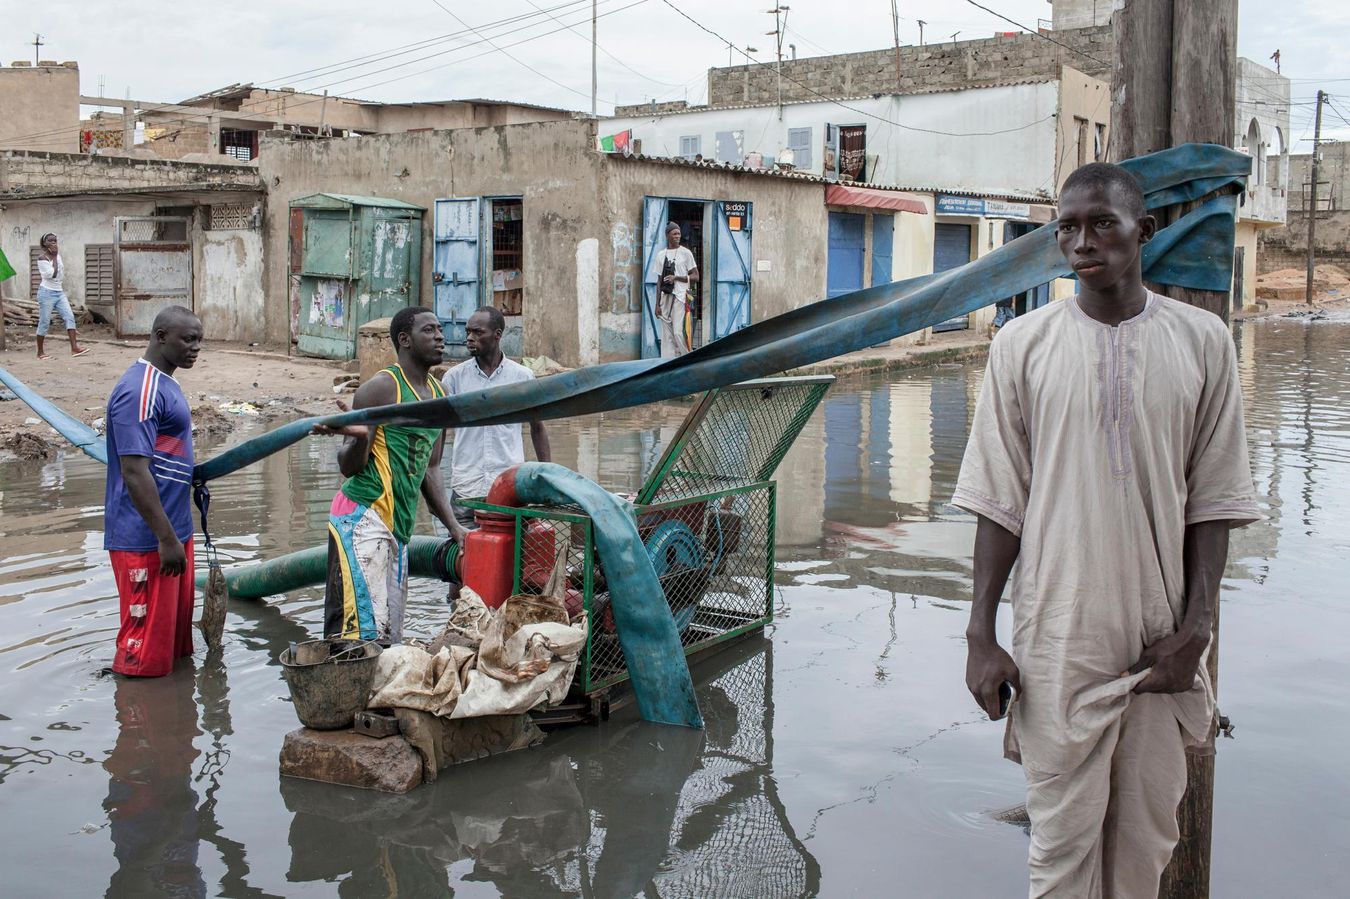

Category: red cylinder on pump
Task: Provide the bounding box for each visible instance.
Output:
[461,466,524,609]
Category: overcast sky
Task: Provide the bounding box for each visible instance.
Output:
[11,0,1349,149]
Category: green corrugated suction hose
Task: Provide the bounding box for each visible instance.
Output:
[194,535,458,599]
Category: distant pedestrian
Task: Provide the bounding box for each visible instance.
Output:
[34,233,89,360]
[656,222,698,358]
[104,306,202,677]
[989,298,1015,338]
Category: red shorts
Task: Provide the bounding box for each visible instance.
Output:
[110,538,195,677]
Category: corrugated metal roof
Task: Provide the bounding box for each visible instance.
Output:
[291,192,425,210]
[611,77,1056,118]
[606,153,1053,204]
[360,97,583,115]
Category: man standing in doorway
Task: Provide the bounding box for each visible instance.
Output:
[317,307,458,643]
[657,222,698,358]
[954,163,1259,898]
[104,306,202,677]
[441,306,551,533]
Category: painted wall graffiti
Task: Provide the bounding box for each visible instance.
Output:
[610,221,640,313]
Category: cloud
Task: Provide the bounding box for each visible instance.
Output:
[18,0,1342,146]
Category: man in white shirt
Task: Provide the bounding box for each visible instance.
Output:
[441,306,551,533]
[34,233,89,360]
[656,222,699,357]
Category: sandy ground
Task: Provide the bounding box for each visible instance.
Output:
[0,323,349,458]
[1233,286,1350,321]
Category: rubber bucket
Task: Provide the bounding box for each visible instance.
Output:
[278,639,382,730]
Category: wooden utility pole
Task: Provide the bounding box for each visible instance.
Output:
[1110,2,1239,897]
[1305,90,1326,304]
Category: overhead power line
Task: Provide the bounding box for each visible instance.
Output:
[521,0,683,86]
[264,0,598,86]
[3,0,651,149]
[428,0,594,101]
[958,0,1107,67]
[656,0,1057,138]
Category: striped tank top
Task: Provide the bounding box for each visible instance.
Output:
[340,364,446,543]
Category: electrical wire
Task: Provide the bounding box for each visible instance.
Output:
[656,0,1057,138]
[4,0,651,149]
[521,0,684,86]
[958,0,1107,67]
[5,0,607,148]
[428,0,594,102]
[262,0,598,85]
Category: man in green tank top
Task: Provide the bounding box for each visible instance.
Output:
[316,307,461,642]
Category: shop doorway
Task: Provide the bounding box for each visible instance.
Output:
[641,196,753,359]
[1001,221,1052,315]
[931,223,973,332]
[667,199,708,351]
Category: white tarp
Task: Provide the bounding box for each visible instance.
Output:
[367,588,587,719]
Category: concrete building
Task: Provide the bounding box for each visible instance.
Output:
[0,63,580,162]
[1260,141,1350,274]
[1052,0,1111,31]
[0,61,81,154]
[1233,58,1292,302]
[255,118,1034,366]
[683,27,1113,109]
[608,70,1108,199]
[0,150,266,342]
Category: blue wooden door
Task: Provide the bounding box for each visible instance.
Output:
[711,200,752,340]
[640,196,669,359]
[433,198,480,355]
[871,214,894,286]
[932,223,972,331]
[827,212,865,299]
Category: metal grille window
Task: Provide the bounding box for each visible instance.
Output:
[715,130,744,165]
[207,203,253,230]
[787,127,812,170]
[221,128,257,161]
[84,244,114,306]
[28,246,41,296]
[679,135,702,160]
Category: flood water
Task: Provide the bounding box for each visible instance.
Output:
[1,313,1347,897]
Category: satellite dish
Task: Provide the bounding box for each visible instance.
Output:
[775,147,796,170]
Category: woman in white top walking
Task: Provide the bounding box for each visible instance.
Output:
[35,233,88,359]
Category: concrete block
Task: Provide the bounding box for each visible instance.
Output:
[280,727,424,793]
[393,709,546,783]
[357,317,396,382]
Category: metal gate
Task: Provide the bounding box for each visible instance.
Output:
[114,216,192,338]
[711,199,752,340]
[640,196,669,359]
[433,197,481,355]
[827,212,865,299]
[931,223,972,332]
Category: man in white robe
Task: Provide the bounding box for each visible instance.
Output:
[954,162,1259,899]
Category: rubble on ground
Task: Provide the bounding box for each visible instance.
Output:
[3,431,56,461]
[192,404,235,436]
[1255,264,1350,302]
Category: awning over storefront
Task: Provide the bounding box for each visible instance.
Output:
[825,184,928,215]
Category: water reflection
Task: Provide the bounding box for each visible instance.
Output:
[103,669,205,898]
[279,640,818,897]
[2,315,1348,896]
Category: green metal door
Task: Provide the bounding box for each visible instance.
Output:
[363,210,421,322]
[297,211,356,359]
